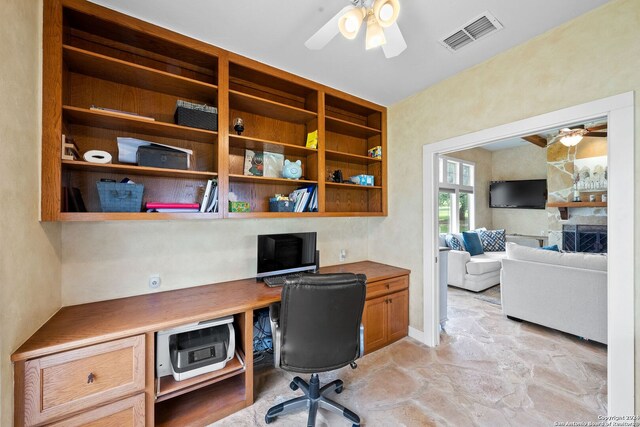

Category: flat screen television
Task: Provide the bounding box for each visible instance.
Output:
[257,232,317,278]
[489,179,547,209]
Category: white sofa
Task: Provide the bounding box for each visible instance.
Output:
[501,242,607,344]
[439,234,505,292]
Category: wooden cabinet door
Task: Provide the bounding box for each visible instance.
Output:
[387,290,409,344]
[363,295,387,354]
[49,393,145,427]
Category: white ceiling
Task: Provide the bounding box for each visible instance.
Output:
[88,0,610,106]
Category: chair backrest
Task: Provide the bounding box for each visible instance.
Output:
[278,273,366,373]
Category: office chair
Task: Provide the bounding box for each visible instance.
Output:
[265,273,366,427]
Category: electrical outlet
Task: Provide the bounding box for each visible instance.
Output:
[339,249,347,262]
[149,274,161,290]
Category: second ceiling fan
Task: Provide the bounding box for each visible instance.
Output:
[305,0,407,58]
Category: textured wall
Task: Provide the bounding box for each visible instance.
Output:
[445,148,493,229]
[62,218,368,304]
[0,0,62,425]
[368,0,639,363]
[491,144,548,236]
[547,137,608,247]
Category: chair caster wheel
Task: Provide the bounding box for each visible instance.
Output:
[289,381,299,391]
[335,385,343,394]
[265,414,276,424]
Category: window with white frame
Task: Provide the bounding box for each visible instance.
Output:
[438,156,475,234]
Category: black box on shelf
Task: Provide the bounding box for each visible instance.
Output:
[96,182,144,212]
[137,145,189,170]
[269,199,295,212]
[174,100,218,131]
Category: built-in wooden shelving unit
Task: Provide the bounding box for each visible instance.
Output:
[42,0,387,222]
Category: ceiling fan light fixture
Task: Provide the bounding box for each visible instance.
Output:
[365,14,386,49]
[339,8,366,40]
[373,0,399,27]
[559,128,587,147]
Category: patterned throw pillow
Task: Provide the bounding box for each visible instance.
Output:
[445,234,464,251]
[479,229,506,252]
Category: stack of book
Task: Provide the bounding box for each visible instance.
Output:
[289,185,318,212]
[199,179,219,213]
[145,179,218,214]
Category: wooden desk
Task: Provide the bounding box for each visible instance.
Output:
[12,261,410,427]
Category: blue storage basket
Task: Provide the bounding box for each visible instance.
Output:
[96,182,144,212]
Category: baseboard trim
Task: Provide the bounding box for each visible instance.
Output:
[408,326,426,343]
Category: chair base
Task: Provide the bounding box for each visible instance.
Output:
[265,374,360,427]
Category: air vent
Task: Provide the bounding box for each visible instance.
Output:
[439,12,503,52]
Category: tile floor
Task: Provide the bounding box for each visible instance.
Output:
[214,286,607,426]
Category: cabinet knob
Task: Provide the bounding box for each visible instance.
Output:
[389,298,393,304]
[386,284,390,289]
[87,372,95,384]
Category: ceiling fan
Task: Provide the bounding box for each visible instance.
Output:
[305,0,407,58]
[549,124,608,147]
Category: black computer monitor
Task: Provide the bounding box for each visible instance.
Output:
[257,232,317,278]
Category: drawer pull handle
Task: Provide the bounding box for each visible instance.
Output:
[87,372,95,384]
[386,284,390,289]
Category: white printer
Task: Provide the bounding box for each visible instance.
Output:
[156,316,235,381]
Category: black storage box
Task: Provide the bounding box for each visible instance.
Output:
[269,199,295,212]
[174,100,218,131]
[137,145,188,170]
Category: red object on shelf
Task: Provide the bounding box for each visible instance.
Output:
[145,202,200,209]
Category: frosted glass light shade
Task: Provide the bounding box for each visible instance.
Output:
[560,134,583,147]
[365,15,386,49]
[339,8,366,40]
[373,0,400,27]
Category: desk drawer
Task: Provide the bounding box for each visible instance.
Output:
[366,275,409,299]
[49,393,145,427]
[24,335,145,426]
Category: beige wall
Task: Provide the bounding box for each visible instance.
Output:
[445,148,493,229]
[367,0,640,405]
[491,144,548,236]
[0,0,62,425]
[61,218,368,304]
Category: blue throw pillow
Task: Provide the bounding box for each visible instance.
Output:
[462,231,484,256]
[540,244,560,251]
[445,234,464,251]
[478,229,506,252]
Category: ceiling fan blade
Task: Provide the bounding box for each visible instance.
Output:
[381,21,407,58]
[305,5,355,50]
[587,124,608,131]
[586,132,607,137]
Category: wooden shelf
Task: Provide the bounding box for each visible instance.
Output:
[227,211,318,219]
[59,212,220,221]
[62,160,217,179]
[155,374,246,427]
[326,115,381,138]
[229,174,317,185]
[325,149,382,165]
[229,134,317,157]
[156,352,245,402]
[547,201,607,220]
[547,202,607,208]
[63,106,218,144]
[63,45,218,102]
[229,90,317,124]
[325,181,382,189]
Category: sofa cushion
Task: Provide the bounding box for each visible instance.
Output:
[506,242,607,271]
[445,234,464,251]
[466,254,503,275]
[462,231,484,256]
[478,229,506,252]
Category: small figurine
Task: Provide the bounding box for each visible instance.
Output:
[233,117,244,135]
[282,159,303,180]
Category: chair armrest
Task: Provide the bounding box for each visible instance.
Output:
[269,303,281,368]
[447,250,471,286]
[358,324,364,359]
